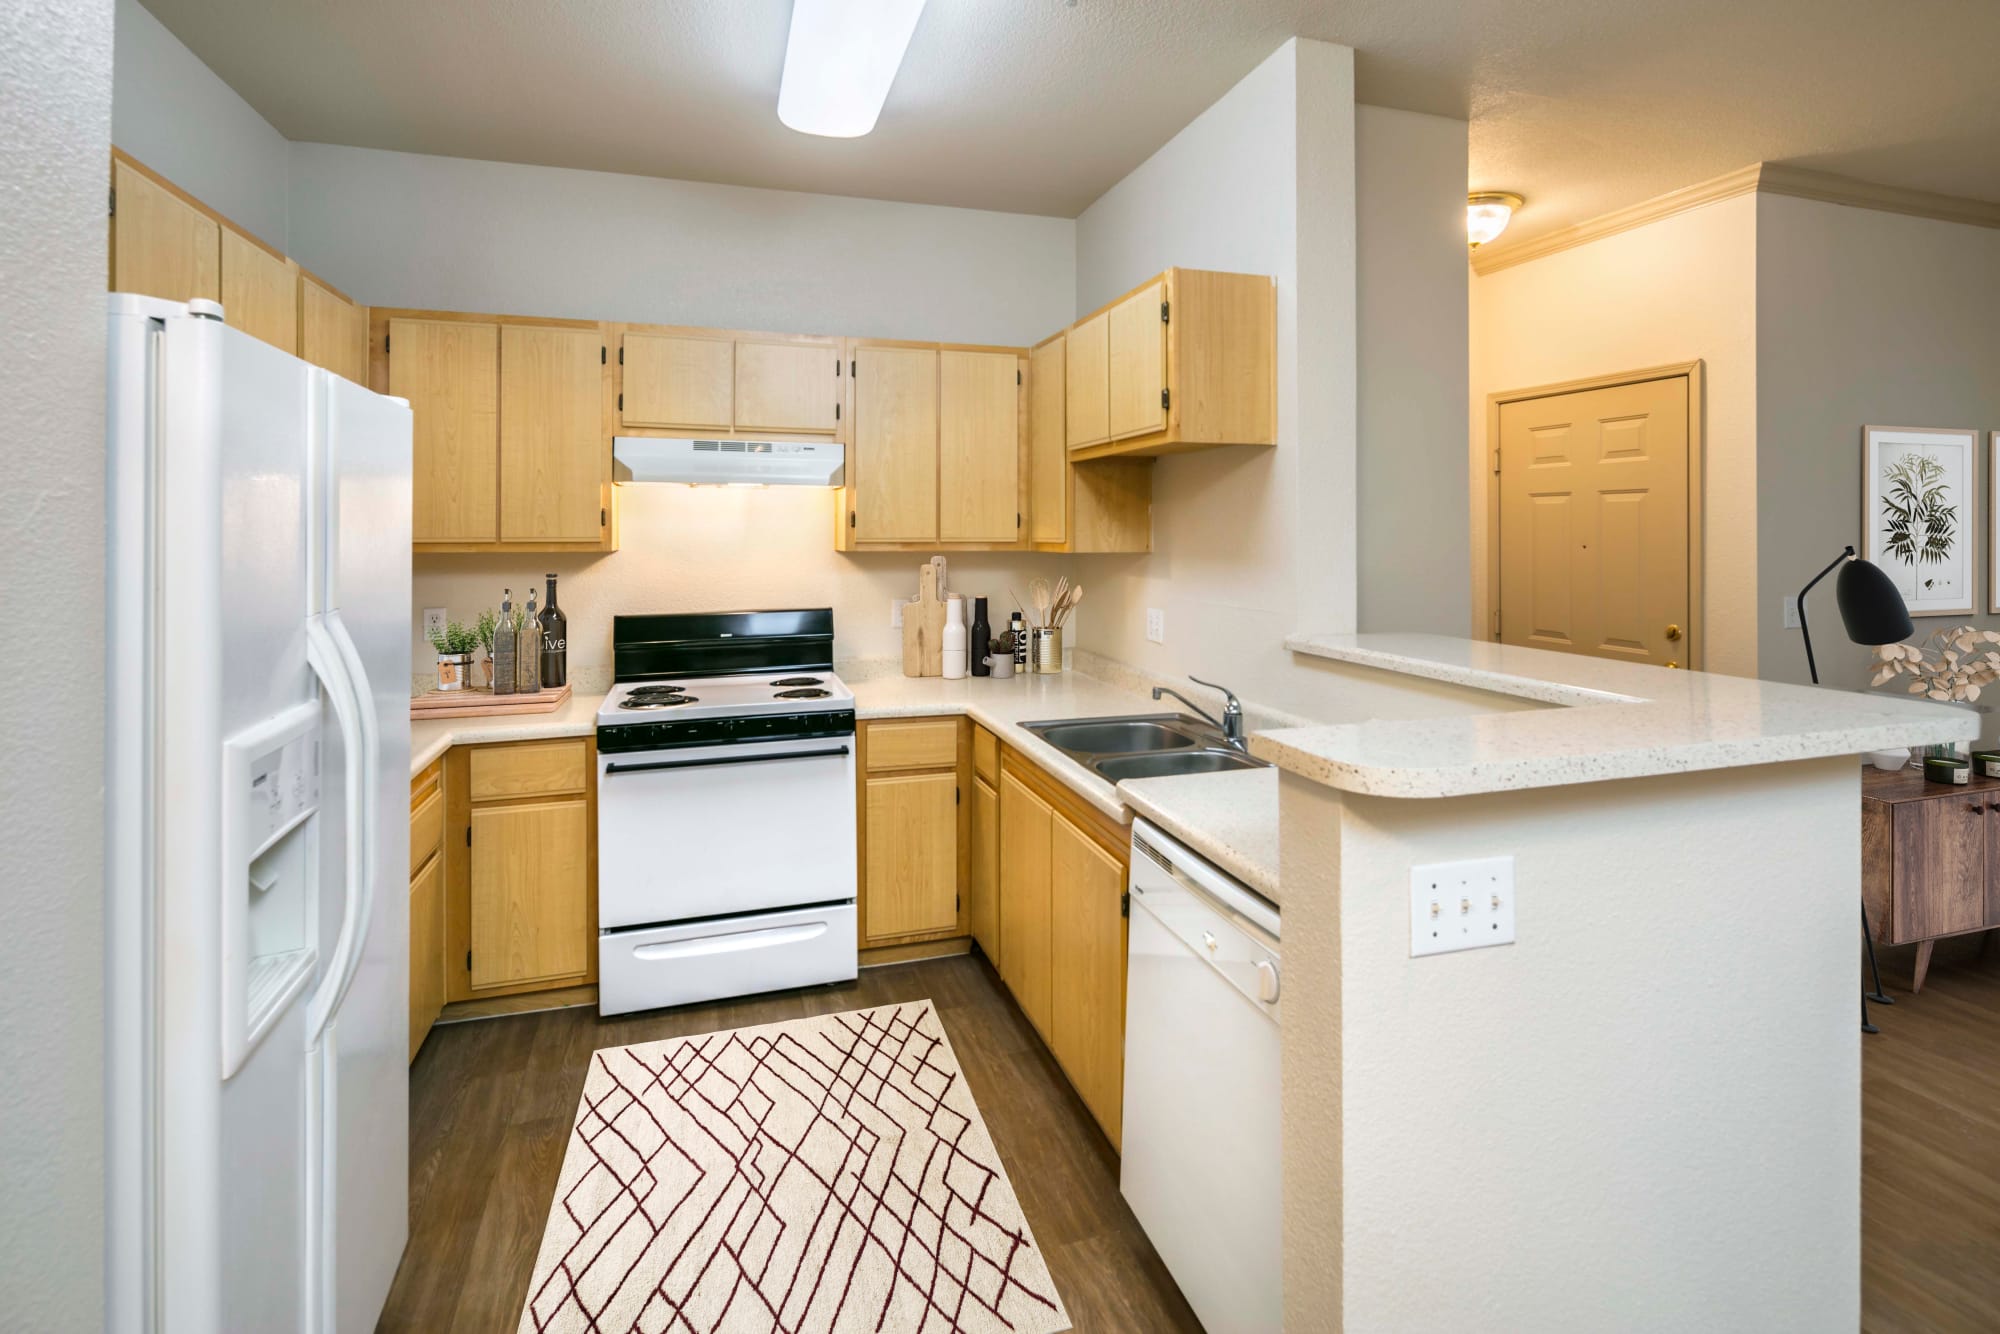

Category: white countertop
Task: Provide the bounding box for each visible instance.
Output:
[1118,768,1281,901]
[408,691,606,777]
[1258,633,1975,799]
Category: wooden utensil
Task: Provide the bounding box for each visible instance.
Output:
[902,563,934,677]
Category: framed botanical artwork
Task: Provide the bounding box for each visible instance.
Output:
[1863,425,1977,618]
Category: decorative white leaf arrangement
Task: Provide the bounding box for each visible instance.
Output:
[1871,625,2000,702]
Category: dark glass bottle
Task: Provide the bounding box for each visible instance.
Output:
[539,573,568,688]
[969,596,991,676]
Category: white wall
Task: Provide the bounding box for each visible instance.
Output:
[0,0,113,1324]
[278,145,1081,679]
[1072,39,1366,721]
[1470,194,1760,677]
[1282,757,1861,1329]
[1755,194,2000,694]
[111,0,289,244]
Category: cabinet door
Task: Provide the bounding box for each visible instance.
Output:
[939,349,1020,543]
[864,772,959,940]
[852,346,939,542]
[970,775,1000,965]
[468,798,591,989]
[1027,337,1068,544]
[736,340,839,434]
[299,275,368,385]
[393,319,500,543]
[999,772,1054,1038]
[110,159,219,303]
[1898,794,1987,942]
[1065,311,1109,449]
[1050,815,1127,1146]
[408,853,444,1061]
[220,225,298,353]
[1107,279,1167,441]
[500,325,605,543]
[622,333,732,430]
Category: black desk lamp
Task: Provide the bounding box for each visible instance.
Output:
[1797,544,1915,1033]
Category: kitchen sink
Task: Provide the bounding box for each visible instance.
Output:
[1020,712,1270,783]
[1093,749,1266,781]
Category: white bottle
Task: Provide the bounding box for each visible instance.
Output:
[942,596,968,679]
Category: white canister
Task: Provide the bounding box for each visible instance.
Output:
[942,596,968,679]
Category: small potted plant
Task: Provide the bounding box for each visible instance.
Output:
[474,608,499,689]
[428,620,478,692]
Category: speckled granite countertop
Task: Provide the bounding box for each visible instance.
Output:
[1118,768,1280,901]
[1259,633,1974,798]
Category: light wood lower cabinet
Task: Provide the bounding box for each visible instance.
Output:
[859,718,967,948]
[444,737,598,1003]
[408,760,446,1061]
[998,770,1055,1039]
[969,728,1000,965]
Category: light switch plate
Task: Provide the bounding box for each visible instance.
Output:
[1781,595,1801,630]
[1146,607,1165,643]
[422,607,447,644]
[1411,855,1516,957]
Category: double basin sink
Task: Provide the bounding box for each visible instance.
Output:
[1019,713,1269,783]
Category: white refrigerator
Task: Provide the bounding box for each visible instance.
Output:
[105,294,413,1333]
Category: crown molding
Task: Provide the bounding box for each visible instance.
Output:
[1470,162,2000,276]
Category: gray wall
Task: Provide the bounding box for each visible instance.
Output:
[0,0,114,1325]
[112,0,289,243]
[1356,105,1470,634]
[1756,193,2000,693]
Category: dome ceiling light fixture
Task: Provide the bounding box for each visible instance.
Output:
[1467,192,1525,249]
[778,0,931,139]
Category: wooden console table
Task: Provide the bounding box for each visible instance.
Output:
[1862,765,2000,993]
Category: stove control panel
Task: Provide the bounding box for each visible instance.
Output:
[597,708,857,755]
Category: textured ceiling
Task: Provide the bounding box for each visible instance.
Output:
[136,0,2000,254]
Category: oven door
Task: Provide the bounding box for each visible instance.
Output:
[597,732,857,929]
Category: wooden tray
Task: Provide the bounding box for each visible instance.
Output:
[410,683,571,720]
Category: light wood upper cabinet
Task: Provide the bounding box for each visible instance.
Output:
[391,318,500,543]
[864,772,959,940]
[468,797,591,990]
[1065,311,1110,450]
[110,157,219,304]
[1049,814,1128,1148]
[938,349,1020,543]
[622,332,733,431]
[1106,280,1167,441]
[299,274,368,385]
[736,340,839,434]
[851,345,939,543]
[999,771,1055,1040]
[1027,336,1068,545]
[500,325,606,543]
[220,225,298,354]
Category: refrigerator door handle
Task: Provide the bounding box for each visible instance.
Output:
[304,613,369,1042]
[311,609,380,1037]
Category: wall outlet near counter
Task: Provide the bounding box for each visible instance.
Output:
[1781,596,1801,630]
[890,599,904,629]
[1410,855,1516,957]
[1146,607,1165,643]
[422,607,447,644]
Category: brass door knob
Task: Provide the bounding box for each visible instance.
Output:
[1665,624,1683,641]
[1665,661,1679,669]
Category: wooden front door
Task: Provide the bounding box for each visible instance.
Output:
[1497,375,1691,667]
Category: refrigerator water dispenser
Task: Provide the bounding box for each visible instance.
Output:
[220,700,322,1077]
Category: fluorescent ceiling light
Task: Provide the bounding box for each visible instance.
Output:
[778,0,929,138]
[1467,192,1524,248]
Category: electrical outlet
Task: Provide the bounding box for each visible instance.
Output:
[890,599,904,629]
[1410,856,1516,957]
[423,607,447,643]
[1781,595,1801,630]
[1146,607,1165,644]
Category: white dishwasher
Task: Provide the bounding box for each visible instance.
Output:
[1121,819,1282,1334]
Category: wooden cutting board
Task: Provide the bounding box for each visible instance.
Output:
[903,563,946,677]
[410,683,571,719]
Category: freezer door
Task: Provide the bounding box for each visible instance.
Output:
[315,370,414,1334]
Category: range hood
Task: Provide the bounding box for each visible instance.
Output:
[613,436,845,487]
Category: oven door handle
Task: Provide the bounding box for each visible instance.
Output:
[603,745,851,776]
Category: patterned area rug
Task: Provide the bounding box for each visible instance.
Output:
[518,1000,1071,1333]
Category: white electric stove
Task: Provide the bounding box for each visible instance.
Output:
[594,610,857,1016]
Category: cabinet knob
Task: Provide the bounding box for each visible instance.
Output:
[1255,958,1280,1004]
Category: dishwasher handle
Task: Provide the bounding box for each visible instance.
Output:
[604,745,850,776]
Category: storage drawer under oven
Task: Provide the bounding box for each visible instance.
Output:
[599,903,858,1016]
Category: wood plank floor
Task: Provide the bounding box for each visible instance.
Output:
[381,953,1202,1333]
[1864,936,2000,1333]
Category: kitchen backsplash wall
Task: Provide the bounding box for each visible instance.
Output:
[410,483,1082,688]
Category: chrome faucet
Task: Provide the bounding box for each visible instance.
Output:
[1152,675,1246,750]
